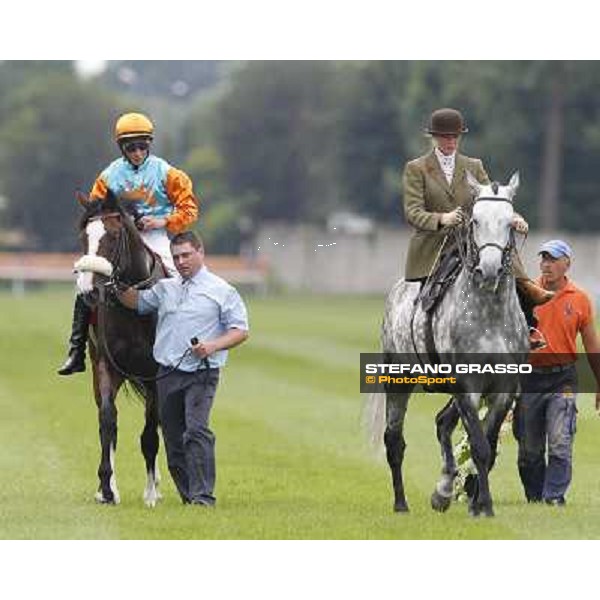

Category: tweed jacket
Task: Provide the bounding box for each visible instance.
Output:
[402,150,490,280]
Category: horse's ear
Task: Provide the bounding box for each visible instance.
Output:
[508,171,520,196]
[76,190,89,208]
[466,170,482,197]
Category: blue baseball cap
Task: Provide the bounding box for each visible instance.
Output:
[538,239,572,259]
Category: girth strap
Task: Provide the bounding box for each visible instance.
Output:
[409,298,443,393]
[424,311,441,366]
[409,290,441,369]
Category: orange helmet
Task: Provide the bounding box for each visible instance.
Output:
[114,112,154,142]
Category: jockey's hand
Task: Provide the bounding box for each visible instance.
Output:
[139,216,168,231]
[512,215,529,234]
[439,207,464,228]
[191,339,218,359]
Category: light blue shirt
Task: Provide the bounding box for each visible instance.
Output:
[137,266,249,371]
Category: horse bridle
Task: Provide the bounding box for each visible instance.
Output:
[458,196,516,277]
[87,212,157,291]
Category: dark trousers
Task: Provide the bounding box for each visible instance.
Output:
[157,366,220,505]
[514,367,578,502]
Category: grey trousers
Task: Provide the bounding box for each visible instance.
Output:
[157,366,220,505]
[514,366,578,502]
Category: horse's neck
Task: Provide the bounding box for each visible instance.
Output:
[124,229,155,283]
[438,267,528,359]
[455,269,517,316]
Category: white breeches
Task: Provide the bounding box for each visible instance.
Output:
[141,229,177,276]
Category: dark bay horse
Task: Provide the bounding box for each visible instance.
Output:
[365,172,529,517]
[74,190,167,506]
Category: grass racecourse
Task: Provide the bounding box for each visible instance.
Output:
[2,286,600,540]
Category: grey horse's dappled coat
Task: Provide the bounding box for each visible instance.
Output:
[368,172,529,517]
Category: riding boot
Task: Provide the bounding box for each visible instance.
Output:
[57,294,91,375]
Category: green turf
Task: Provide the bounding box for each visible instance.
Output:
[1,287,600,539]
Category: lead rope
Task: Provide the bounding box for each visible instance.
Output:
[96,282,197,384]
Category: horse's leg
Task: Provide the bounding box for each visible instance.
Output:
[484,393,514,471]
[93,357,122,504]
[431,397,460,512]
[454,393,494,517]
[463,393,514,503]
[384,389,411,513]
[140,382,161,507]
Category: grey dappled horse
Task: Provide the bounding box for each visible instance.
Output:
[366,172,529,517]
[75,190,166,506]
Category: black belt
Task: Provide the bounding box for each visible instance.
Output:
[530,363,575,374]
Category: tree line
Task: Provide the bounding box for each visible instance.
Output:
[1,60,598,252]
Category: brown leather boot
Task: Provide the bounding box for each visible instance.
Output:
[516,278,555,306]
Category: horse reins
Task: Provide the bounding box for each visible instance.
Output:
[96,298,196,384]
[463,196,516,277]
[410,192,519,367]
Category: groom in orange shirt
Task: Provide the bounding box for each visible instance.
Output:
[514,240,600,505]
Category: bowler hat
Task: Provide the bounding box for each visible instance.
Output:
[426,108,469,135]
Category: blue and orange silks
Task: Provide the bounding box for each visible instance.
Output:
[90,155,199,234]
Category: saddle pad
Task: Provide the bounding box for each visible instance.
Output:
[421,252,462,314]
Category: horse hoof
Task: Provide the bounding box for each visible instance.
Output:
[95,491,119,505]
[394,502,409,513]
[431,490,451,513]
[143,492,162,508]
[468,504,480,518]
[94,493,115,505]
[143,488,162,508]
[481,506,495,518]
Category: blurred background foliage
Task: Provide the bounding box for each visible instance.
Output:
[1,60,599,252]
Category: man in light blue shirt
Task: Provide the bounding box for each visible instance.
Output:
[118,231,249,506]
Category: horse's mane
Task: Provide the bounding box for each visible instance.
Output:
[78,198,104,230]
[79,191,139,233]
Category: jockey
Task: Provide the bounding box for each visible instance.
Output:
[57,112,200,376]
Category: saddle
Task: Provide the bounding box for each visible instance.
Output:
[420,248,463,314]
[413,246,464,388]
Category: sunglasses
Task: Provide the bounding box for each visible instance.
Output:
[123,141,150,153]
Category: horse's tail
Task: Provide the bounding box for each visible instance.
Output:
[126,379,147,403]
[362,392,386,452]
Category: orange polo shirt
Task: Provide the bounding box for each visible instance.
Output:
[531,277,593,367]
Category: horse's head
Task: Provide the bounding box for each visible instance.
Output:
[465,171,519,291]
[75,189,141,305]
